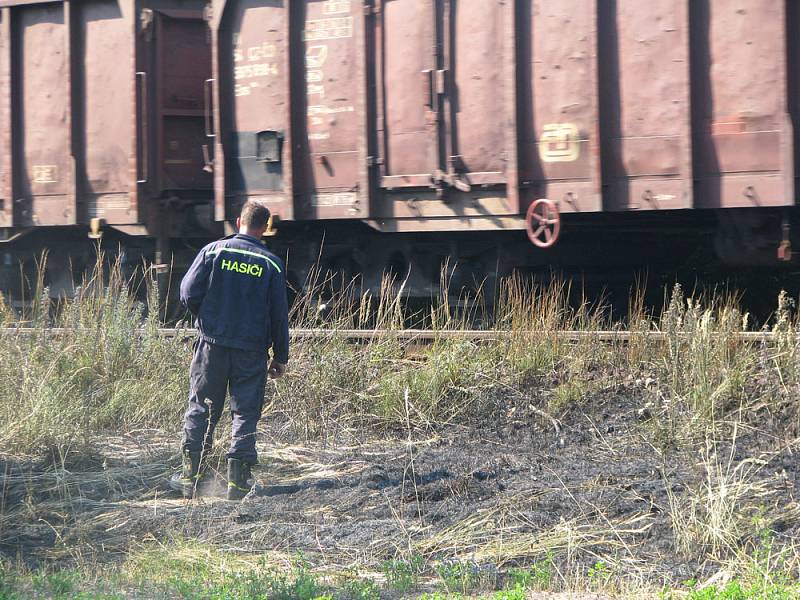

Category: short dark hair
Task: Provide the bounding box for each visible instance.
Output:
[240,201,271,228]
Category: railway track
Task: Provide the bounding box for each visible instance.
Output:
[0,327,788,343]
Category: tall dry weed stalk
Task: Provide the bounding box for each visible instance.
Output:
[657,283,752,422]
[0,254,189,457]
[667,424,772,560]
[0,257,798,458]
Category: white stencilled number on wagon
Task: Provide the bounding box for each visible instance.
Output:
[303,17,353,41]
[308,104,354,127]
[323,0,351,15]
[247,42,276,62]
[233,35,279,83]
[306,45,328,69]
[235,63,279,80]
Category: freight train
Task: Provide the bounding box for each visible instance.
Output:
[0,0,798,303]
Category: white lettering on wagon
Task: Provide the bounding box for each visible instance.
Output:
[233,34,279,95]
[312,192,356,206]
[323,1,351,15]
[32,165,57,184]
[308,104,355,126]
[303,17,353,41]
[303,34,353,142]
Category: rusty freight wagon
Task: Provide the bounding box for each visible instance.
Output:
[0,0,798,299]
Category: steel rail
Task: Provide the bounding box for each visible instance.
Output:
[0,327,787,343]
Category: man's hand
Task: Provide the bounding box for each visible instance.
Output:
[268,360,287,379]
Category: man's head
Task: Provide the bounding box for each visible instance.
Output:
[236,201,271,238]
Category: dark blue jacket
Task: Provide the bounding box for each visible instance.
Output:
[179,233,289,363]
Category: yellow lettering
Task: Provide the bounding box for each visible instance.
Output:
[218,255,265,277]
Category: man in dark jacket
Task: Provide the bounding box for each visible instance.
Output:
[169,201,289,500]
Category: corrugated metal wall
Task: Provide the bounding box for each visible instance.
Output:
[0,0,213,230]
[210,0,796,230]
[0,0,796,233]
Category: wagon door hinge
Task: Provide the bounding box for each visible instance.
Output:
[778,212,792,262]
[363,0,380,16]
[432,168,471,197]
[447,155,471,193]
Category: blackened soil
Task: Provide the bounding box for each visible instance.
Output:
[2,391,799,588]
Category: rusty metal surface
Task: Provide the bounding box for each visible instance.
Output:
[370,193,515,219]
[4,0,142,227]
[154,12,212,192]
[366,215,528,233]
[4,0,220,232]
[13,2,72,226]
[376,0,436,186]
[791,2,800,196]
[373,0,518,218]
[80,0,136,224]
[0,8,10,227]
[2,0,799,240]
[520,0,600,215]
[693,0,793,209]
[211,0,294,222]
[600,0,692,211]
[297,0,367,220]
[445,0,509,182]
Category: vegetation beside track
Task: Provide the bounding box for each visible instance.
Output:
[1,257,800,597]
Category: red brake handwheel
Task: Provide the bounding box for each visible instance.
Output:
[525,198,561,248]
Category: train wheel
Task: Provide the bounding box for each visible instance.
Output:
[525,198,561,248]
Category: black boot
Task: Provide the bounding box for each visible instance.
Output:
[168,450,204,498]
[227,458,253,501]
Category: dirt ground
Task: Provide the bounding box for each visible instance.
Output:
[2,387,799,592]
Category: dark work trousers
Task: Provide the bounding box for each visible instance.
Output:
[181,338,268,464]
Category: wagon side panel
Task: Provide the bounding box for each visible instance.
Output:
[79,0,137,224]
[12,2,72,226]
[213,0,293,221]
[600,0,692,211]
[0,8,10,227]
[295,0,368,220]
[693,0,793,208]
[520,0,601,214]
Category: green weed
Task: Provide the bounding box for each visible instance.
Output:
[32,570,80,598]
[506,553,555,591]
[492,587,526,600]
[381,555,424,592]
[436,560,496,595]
[587,560,613,589]
[686,580,799,600]
[338,574,380,600]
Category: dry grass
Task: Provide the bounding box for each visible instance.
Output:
[3,259,798,456]
[1,260,800,597]
[415,496,654,567]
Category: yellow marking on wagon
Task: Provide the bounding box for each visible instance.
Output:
[539,123,580,163]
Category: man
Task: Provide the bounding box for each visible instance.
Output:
[169,201,289,501]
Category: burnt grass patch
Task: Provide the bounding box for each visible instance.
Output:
[2,384,799,594]
[2,272,800,595]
